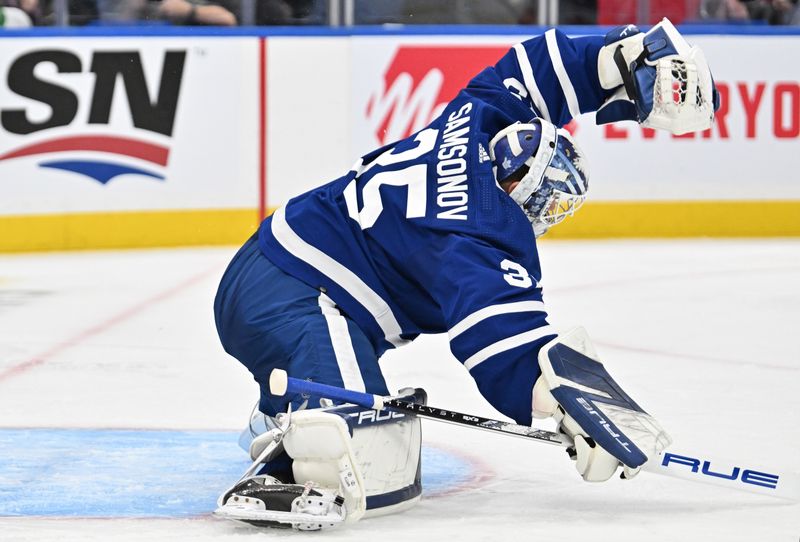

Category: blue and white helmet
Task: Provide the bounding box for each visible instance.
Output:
[489,118,589,238]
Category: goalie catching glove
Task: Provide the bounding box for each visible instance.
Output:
[596,18,720,135]
[532,328,672,482]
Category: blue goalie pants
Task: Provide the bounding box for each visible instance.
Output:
[214,234,390,418]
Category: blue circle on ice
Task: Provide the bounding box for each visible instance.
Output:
[0,429,479,517]
[421,445,480,497]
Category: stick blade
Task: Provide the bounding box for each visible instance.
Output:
[644,449,800,501]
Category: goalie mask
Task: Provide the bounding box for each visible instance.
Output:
[489,119,589,238]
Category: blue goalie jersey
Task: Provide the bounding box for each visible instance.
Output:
[259,30,612,425]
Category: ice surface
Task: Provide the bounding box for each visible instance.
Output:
[0,240,798,541]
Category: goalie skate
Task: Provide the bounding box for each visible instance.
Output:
[214,475,346,531]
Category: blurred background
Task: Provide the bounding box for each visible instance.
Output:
[2,0,800,28]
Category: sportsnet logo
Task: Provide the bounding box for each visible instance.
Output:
[365,46,506,145]
[0,49,185,184]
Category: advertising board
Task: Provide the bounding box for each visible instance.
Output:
[1,29,798,250]
[0,37,260,250]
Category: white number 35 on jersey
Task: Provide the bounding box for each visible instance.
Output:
[501,259,533,288]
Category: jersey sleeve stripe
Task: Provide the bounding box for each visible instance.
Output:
[513,43,552,122]
[448,300,547,340]
[545,29,582,119]
[343,180,359,221]
[463,325,557,370]
[318,292,367,393]
[271,205,409,348]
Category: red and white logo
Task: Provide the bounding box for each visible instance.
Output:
[365,46,506,145]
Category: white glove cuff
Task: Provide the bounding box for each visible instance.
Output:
[597,33,644,89]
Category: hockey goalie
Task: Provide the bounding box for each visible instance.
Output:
[212,19,719,530]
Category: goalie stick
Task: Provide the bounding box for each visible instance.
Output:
[269,369,800,502]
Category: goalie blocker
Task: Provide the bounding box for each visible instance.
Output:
[533,328,672,481]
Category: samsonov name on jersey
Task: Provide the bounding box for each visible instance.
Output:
[435,102,472,220]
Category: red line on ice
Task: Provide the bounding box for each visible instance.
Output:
[0,265,222,383]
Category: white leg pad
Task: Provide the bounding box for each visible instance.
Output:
[348,410,422,518]
[284,410,367,522]
[283,405,423,522]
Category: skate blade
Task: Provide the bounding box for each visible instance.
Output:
[213,504,345,530]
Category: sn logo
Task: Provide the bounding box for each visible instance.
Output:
[1,50,186,137]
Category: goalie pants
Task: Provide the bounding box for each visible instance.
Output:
[214,234,390,418]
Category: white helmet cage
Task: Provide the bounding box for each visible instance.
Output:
[489,119,589,238]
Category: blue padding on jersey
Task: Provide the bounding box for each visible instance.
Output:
[547,344,646,413]
[547,344,648,467]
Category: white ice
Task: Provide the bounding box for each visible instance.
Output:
[0,239,798,541]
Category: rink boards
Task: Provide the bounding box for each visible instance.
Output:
[1,27,799,251]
